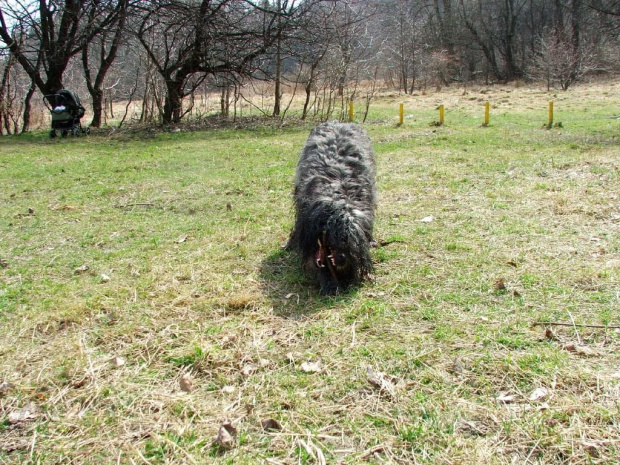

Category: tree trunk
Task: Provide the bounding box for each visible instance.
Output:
[272,0,282,117]
[21,80,37,133]
[90,89,104,127]
[163,80,184,124]
[273,40,282,116]
[302,61,320,120]
[503,0,524,80]
[0,53,14,135]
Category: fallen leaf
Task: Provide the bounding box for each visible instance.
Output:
[420,215,434,223]
[455,419,488,437]
[0,438,30,453]
[180,374,194,393]
[113,356,126,368]
[544,327,559,341]
[300,361,323,373]
[0,259,8,269]
[563,344,599,357]
[213,421,237,450]
[261,418,283,432]
[8,402,39,424]
[226,203,232,211]
[174,234,188,244]
[70,377,89,388]
[494,278,506,291]
[221,334,237,348]
[528,387,549,401]
[241,364,258,376]
[367,291,386,297]
[100,273,111,282]
[496,393,516,404]
[451,357,466,375]
[73,265,89,274]
[222,385,235,394]
[0,380,15,396]
[366,367,398,397]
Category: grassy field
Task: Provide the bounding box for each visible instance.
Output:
[1,82,619,464]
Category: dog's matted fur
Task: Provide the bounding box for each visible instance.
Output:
[288,121,377,295]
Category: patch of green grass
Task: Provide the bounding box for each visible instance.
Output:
[1,83,619,464]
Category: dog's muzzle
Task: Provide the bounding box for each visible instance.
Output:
[315,233,348,271]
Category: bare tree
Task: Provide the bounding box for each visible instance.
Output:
[382,0,427,93]
[82,0,129,127]
[134,0,306,125]
[0,1,126,98]
[528,29,596,90]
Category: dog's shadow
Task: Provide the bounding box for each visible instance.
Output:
[259,247,358,318]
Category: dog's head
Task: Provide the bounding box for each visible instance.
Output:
[311,209,373,295]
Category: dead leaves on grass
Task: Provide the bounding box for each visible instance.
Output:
[496,387,552,409]
[174,234,188,244]
[528,387,550,402]
[7,402,39,424]
[212,417,283,453]
[536,323,606,357]
[213,421,237,450]
[0,380,15,396]
[366,367,400,399]
[261,418,283,432]
[179,373,194,393]
[73,264,89,274]
[493,277,507,291]
[300,360,323,374]
[562,343,601,357]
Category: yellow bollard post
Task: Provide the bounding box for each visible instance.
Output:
[548,101,554,128]
[439,105,444,126]
[399,103,404,125]
[349,100,354,122]
[484,102,490,126]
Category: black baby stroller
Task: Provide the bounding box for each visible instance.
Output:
[43,89,90,138]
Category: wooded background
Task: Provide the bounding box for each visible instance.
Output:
[1,0,619,133]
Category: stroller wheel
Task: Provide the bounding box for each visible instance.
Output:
[72,127,81,137]
[61,130,68,137]
[50,130,57,139]
[85,127,91,135]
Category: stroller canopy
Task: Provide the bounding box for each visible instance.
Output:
[46,89,85,112]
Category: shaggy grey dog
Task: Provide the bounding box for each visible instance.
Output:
[288,121,377,295]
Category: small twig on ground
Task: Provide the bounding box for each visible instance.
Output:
[378,239,407,247]
[567,311,582,345]
[532,322,620,329]
[524,438,542,464]
[115,203,157,209]
[360,444,387,459]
